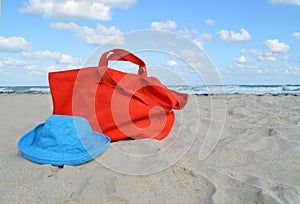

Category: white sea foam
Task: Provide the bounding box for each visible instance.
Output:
[168,85,300,95]
[29,87,50,93]
[1,85,300,95]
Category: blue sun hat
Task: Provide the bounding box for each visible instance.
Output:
[18,115,110,166]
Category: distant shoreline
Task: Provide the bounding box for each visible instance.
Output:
[1,84,300,95]
[1,92,300,97]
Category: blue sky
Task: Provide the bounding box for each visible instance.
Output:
[0,0,300,85]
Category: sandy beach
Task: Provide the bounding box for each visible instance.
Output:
[0,93,299,204]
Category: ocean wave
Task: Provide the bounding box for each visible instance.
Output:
[0,86,50,93]
[1,85,300,95]
[169,85,300,95]
[29,87,50,93]
[282,85,300,92]
[0,87,15,93]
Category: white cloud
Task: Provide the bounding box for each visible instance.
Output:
[192,39,204,50]
[178,28,198,38]
[19,0,136,20]
[234,63,246,69]
[191,33,214,51]
[179,49,206,60]
[244,49,261,56]
[23,65,38,71]
[198,33,213,42]
[264,39,290,53]
[177,28,212,51]
[258,54,277,62]
[218,28,252,42]
[205,19,214,25]
[178,49,207,69]
[22,50,82,65]
[21,64,49,75]
[0,58,29,67]
[51,22,125,45]
[240,49,278,62]
[292,32,300,40]
[151,20,177,30]
[166,60,178,67]
[234,55,247,63]
[59,54,80,64]
[23,50,60,59]
[44,64,80,72]
[178,29,212,42]
[256,69,264,74]
[267,0,300,6]
[24,63,80,73]
[284,65,300,75]
[0,36,30,52]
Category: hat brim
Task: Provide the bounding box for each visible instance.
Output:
[18,123,110,166]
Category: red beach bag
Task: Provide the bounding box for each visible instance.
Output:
[49,49,188,141]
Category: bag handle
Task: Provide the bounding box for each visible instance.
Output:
[98,49,147,76]
[98,49,188,110]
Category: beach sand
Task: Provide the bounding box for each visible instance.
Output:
[0,93,299,203]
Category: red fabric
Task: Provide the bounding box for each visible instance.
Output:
[49,49,188,141]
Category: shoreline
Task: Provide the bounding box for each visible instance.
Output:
[1,84,300,96]
[1,92,300,96]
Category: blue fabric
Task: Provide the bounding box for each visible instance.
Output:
[18,115,110,166]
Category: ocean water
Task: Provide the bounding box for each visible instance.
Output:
[0,86,50,93]
[0,85,300,95]
[169,84,300,95]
